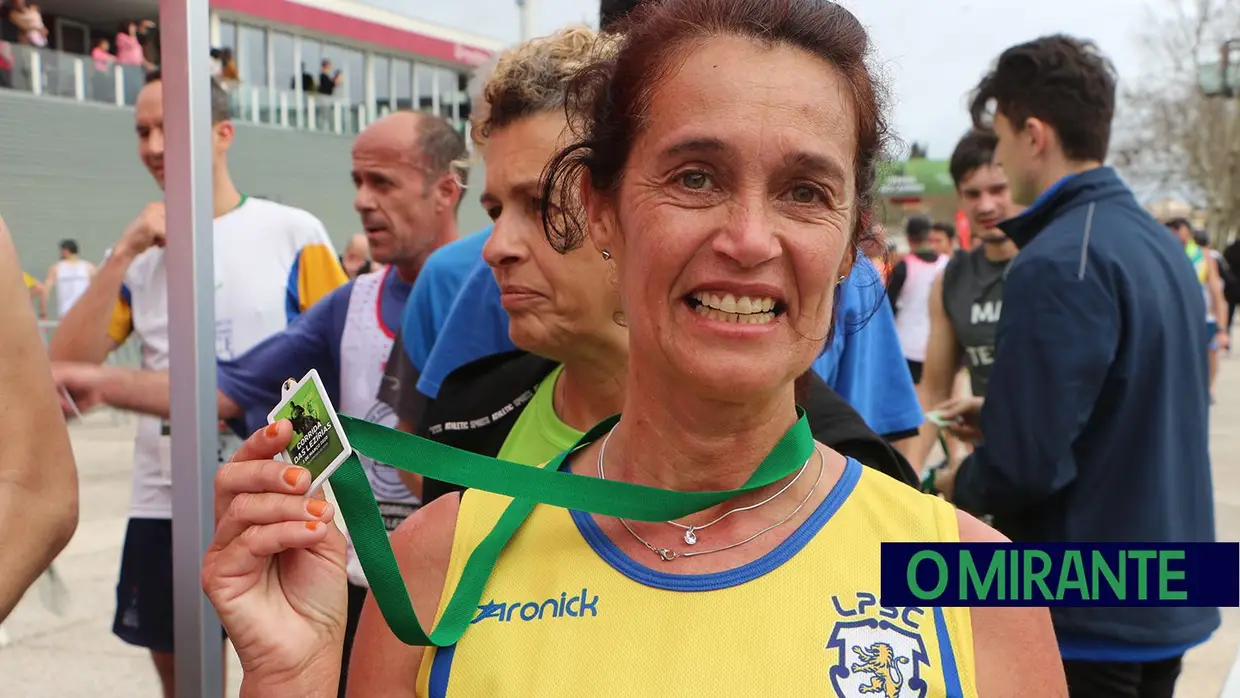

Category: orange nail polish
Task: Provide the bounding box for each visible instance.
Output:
[305,521,320,531]
[306,500,328,517]
[265,422,280,437]
[282,467,304,487]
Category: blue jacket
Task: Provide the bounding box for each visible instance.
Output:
[953,167,1219,654]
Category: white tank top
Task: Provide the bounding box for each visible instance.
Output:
[54,259,92,317]
[893,253,949,362]
[337,267,421,587]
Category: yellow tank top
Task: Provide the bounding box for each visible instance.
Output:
[416,459,978,697]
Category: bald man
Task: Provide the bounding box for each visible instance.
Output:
[51,110,467,698]
[341,232,373,279]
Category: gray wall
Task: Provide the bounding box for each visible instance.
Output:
[0,89,490,311]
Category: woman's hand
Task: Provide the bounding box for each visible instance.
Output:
[202,420,348,697]
[51,362,107,418]
[932,396,985,444]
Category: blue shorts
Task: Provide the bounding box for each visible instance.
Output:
[1208,321,1219,350]
[113,518,227,653]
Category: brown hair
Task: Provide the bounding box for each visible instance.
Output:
[143,70,232,125]
[969,35,1116,163]
[541,0,890,258]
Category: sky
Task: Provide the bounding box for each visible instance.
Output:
[367,0,1164,159]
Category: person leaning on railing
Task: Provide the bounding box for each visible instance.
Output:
[0,214,78,622]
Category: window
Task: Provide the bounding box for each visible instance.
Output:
[299,37,321,90]
[393,58,412,110]
[437,67,459,123]
[272,31,295,96]
[415,62,435,112]
[218,21,236,52]
[457,72,472,134]
[238,25,267,88]
[374,55,391,113]
[344,48,364,106]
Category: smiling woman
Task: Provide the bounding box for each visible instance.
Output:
[201,1,1064,696]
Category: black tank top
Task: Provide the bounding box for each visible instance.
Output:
[940,248,1011,397]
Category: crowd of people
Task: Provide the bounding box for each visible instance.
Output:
[0,0,1232,696]
[0,10,158,99]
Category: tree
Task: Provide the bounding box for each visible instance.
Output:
[1113,0,1240,245]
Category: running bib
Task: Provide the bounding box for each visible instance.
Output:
[328,410,815,647]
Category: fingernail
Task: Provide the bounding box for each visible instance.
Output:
[306,500,328,517]
[282,466,306,487]
[265,422,280,437]
[305,521,320,531]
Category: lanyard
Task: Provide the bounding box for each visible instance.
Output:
[328,408,815,647]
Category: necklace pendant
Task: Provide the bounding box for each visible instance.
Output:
[683,527,698,545]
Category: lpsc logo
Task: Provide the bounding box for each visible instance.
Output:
[472,588,599,624]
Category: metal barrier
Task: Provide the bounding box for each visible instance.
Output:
[1,42,366,135]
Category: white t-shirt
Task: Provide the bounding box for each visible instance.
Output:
[108,196,346,519]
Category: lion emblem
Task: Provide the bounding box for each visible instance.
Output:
[850,642,910,698]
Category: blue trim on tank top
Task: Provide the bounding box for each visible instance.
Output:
[933,607,966,697]
[568,457,863,592]
[427,642,456,698]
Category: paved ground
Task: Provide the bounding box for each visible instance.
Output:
[0,358,1237,697]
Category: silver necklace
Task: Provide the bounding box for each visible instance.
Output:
[664,449,811,545]
[596,430,825,562]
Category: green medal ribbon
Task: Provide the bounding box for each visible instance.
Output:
[327,408,815,647]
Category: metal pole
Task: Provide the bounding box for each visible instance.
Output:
[159,0,223,697]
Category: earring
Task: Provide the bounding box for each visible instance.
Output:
[837,275,846,285]
[601,249,612,260]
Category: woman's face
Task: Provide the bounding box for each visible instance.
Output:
[589,35,858,401]
[481,112,618,360]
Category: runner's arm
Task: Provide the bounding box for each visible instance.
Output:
[26,274,47,318]
[0,217,79,622]
[40,263,55,316]
[217,286,347,435]
[47,250,134,363]
[74,365,242,421]
[1207,256,1228,333]
[886,260,907,313]
[62,285,346,425]
[907,275,961,471]
[345,493,460,698]
[957,511,1066,696]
